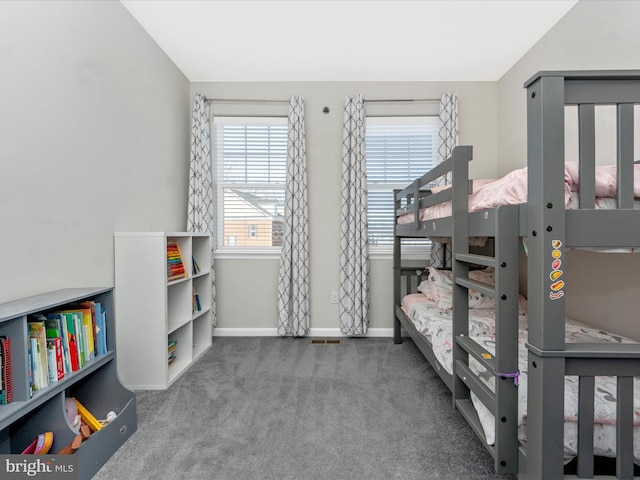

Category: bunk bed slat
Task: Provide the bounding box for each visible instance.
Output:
[454,253,496,269]
[615,376,634,480]
[578,103,596,209]
[456,335,495,371]
[616,103,635,209]
[455,277,495,299]
[576,375,595,478]
[455,359,496,416]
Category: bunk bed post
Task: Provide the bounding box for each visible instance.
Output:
[521,74,568,480]
[450,145,472,407]
[393,189,403,344]
[492,204,520,474]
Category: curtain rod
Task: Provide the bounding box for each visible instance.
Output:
[206,98,289,104]
[364,98,441,103]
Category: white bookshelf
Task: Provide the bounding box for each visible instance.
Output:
[114,232,213,390]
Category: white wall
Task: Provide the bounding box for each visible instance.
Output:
[498,0,640,173]
[497,0,640,341]
[0,1,190,302]
[192,81,498,331]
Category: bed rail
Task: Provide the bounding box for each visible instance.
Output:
[394,146,472,238]
[392,266,454,389]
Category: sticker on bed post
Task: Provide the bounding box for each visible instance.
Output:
[550,239,564,300]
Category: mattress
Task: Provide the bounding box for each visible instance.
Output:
[402,293,640,463]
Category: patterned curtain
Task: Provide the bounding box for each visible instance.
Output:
[277,96,310,337]
[430,92,458,269]
[339,95,369,335]
[187,93,216,326]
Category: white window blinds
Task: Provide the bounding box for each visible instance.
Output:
[213,117,287,249]
[365,116,440,248]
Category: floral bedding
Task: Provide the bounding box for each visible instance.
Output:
[403,292,640,463]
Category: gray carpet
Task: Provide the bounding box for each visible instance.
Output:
[94,337,517,480]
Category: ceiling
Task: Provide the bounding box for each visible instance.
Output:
[120,0,579,82]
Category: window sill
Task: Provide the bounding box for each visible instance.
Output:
[213,247,430,261]
[214,247,281,260]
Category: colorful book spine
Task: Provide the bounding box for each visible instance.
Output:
[46,337,64,382]
[46,340,58,384]
[29,337,40,392]
[28,318,49,391]
[45,313,71,375]
[0,336,12,404]
[168,339,177,368]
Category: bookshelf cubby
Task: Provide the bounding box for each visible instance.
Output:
[114,232,213,390]
[0,287,136,479]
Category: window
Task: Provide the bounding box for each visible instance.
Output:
[272,223,284,246]
[213,117,287,251]
[365,116,440,252]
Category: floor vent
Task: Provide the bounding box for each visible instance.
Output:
[310,338,343,345]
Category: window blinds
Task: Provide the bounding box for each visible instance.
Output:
[365,117,440,247]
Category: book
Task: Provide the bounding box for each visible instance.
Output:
[72,397,102,432]
[45,313,71,375]
[46,338,64,382]
[86,301,107,357]
[58,311,86,368]
[60,308,95,363]
[27,317,49,391]
[168,339,178,368]
[61,312,80,371]
[29,337,39,393]
[98,304,107,355]
[0,336,12,405]
[46,340,58,384]
[74,301,102,356]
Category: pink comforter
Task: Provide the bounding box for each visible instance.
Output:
[397,163,640,224]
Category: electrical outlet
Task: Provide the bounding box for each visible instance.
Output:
[330,292,339,304]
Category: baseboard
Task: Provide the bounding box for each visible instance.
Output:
[212,327,393,337]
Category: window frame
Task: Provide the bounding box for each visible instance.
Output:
[212,116,288,259]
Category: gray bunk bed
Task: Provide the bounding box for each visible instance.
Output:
[392,71,640,479]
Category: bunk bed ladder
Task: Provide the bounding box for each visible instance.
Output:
[453,204,520,475]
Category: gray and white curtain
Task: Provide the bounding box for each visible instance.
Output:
[339,95,370,335]
[187,93,217,325]
[277,95,310,337]
[430,92,458,269]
